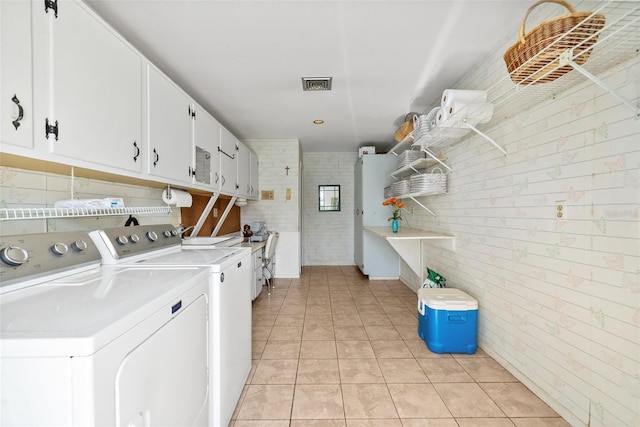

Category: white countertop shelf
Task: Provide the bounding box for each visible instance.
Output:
[365,226,455,281]
[0,206,171,221]
[365,226,454,242]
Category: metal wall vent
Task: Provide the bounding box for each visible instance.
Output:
[302,77,332,91]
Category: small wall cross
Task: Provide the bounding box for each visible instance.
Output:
[285,166,290,176]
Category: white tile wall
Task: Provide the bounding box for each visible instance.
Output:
[404,52,640,426]
[0,167,178,235]
[241,139,301,278]
[240,139,300,233]
[302,152,358,265]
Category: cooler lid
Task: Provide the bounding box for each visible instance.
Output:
[418,288,478,311]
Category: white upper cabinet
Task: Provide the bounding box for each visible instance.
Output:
[146,65,192,185]
[192,105,221,187]
[249,150,259,200]
[0,0,34,150]
[38,0,143,173]
[219,127,238,194]
[236,141,251,198]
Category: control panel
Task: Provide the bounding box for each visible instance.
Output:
[89,224,181,262]
[0,231,102,290]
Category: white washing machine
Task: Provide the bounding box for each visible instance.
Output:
[0,230,211,427]
[90,224,252,427]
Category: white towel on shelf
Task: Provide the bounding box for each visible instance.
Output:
[54,198,115,209]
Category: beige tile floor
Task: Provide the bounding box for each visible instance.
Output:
[231,266,570,427]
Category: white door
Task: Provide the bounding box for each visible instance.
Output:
[147,65,193,184]
[236,141,251,197]
[249,150,259,200]
[116,295,209,427]
[218,127,238,194]
[354,158,364,271]
[45,0,143,173]
[0,0,33,149]
[193,105,220,187]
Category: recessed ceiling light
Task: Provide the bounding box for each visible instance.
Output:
[313,119,324,125]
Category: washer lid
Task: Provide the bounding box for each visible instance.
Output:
[0,266,210,357]
[126,246,249,270]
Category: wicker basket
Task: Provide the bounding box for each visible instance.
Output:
[504,0,605,85]
[394,113,418,142]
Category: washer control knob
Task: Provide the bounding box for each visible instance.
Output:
[116,235,129,245]
[170,229,179,236]
[0,246,29,266]
[72,240,88,251]
[146,231,158,242]
[129,234,140,244]
[51,242,69,256]
[163,230,172,238]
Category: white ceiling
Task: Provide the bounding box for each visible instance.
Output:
[84,0,532,153]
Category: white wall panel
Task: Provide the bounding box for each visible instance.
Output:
[404,54,640,426]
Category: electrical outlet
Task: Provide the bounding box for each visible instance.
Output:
[261,190,274,200]
[555,201,566,219]
[213,207,218,217]
[286,188,291,200]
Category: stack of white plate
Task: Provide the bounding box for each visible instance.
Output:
[384,186,393,199]
[389,179,411,197]
[412,107,440,147]
[397,150,425,169]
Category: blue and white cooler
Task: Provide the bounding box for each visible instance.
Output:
[417,288,478,354]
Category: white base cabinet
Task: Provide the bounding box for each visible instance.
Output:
[251,246,264,300]
[354,155,400,278]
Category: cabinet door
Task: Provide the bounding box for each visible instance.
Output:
[193,106,220,187]
[219,127,238,194]
[0,0,33,149]
[249,150,259,200]
[46,0,143,173]
[236,141,251,197]
[147,66,192,184]
[354,159,364,271]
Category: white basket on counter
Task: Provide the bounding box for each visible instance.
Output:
[409,167,447,195]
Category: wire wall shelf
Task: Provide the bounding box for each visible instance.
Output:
[487,1,640,123]
[394,1,639,155]
[0,206,172,221]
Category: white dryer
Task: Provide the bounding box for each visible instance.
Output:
[0,230,211,427]
[90,224,252,427]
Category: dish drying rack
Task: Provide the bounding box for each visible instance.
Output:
[390,1,639,161]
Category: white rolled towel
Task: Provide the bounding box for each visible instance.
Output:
[162,189,193,207]
[54,199,113,209]
[436,102,494,127]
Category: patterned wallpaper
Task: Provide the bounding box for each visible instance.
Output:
[403,51,639,426]
[0,168,178,235]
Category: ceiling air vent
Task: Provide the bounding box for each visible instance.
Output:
[302,77,332,91]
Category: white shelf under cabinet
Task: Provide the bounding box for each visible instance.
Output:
[365,226,454,281]
[0,206,171,221]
